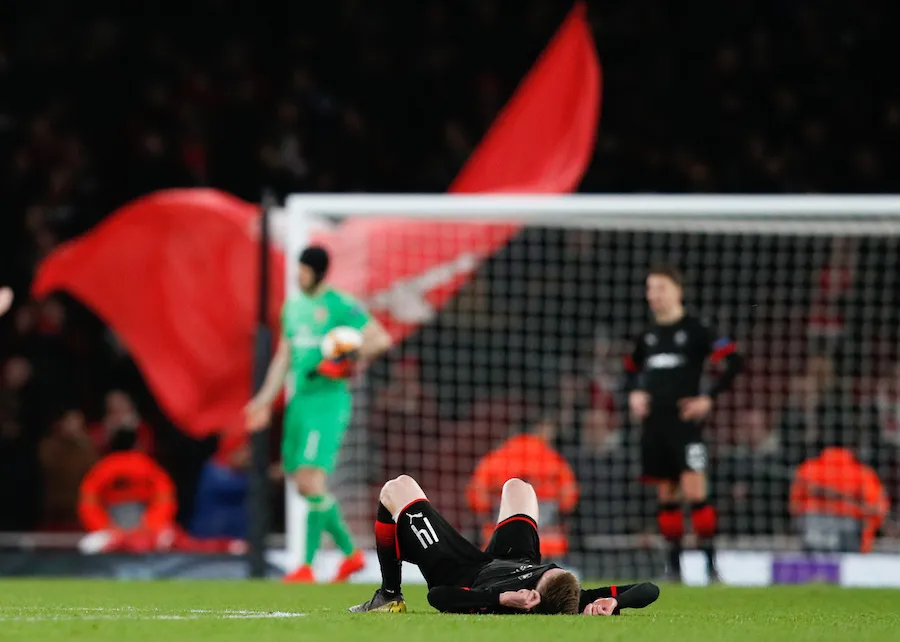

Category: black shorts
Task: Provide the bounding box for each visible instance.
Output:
[395,499,489,588]
[641,411,708,482]
[484,514,541,564]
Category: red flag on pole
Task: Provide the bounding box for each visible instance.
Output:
[319,1,602,339]
[32,190,285,437]
[32,3,601,437]
[450,2,601,194]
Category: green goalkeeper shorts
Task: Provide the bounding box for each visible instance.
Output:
[282,390,352,474]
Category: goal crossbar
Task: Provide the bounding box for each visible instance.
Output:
[286,194,900,218]
[284,194,900,235]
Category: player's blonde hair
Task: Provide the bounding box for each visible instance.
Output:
[535,571,580,615]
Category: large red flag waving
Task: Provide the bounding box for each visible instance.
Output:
[32,190,285,436]
[315,1,602,339]
[32,3,601,437]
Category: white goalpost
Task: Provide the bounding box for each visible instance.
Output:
[278,194,900,585]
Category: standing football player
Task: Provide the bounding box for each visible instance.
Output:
[624,264,742,582]
[246,246,392,583]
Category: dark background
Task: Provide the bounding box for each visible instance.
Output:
[1,0,898,543]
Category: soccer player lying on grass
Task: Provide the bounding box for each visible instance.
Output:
[350,475,660,615]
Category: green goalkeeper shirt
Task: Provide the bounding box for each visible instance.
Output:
[282,287,370,397]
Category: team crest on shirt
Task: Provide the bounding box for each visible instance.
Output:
[675,330,687,345]
[292,326,318,348]
[645,333,657,346]
[315,307,328,323]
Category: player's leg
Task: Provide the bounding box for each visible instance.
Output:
[294,466,327,575]
[300,394,364,582]
[352,475,490,613]
[485,478,542,562]
[680,438,718,581]
[379,473,429,516]
[280,406,317,582]
[497,477,539,523]
[655,479,684,581]
[282,394,356,582]
[350,475,429,613]
[375,474,428,594]
[643,423,685,581]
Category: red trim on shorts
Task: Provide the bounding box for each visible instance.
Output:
[639,475,667,486]
[611,585,618,597]
[495,515,538,531]
[394,498,429,558]
[623,355,638,373]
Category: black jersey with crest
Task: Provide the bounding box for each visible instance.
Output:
[623,313,740,406]
[470,560,560,593]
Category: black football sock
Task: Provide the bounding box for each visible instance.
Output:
[700,540,718,576]
[690,502,718,577]
[667,541,683,577]
[657,503,684,578]
[374,503,402,595]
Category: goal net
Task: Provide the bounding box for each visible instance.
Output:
[278,194,900,581]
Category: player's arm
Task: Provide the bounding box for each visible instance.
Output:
[245,334,291,430]
[579,582,660,615]
[702,327,742,398]
[681,322,742,420]
[427,586,503,613]
[358,316,392,361]
[623,335,649,420]
[622,336,646,392]
[317,297,392,379]
[336,294,391,362]
[0,286,13,317]
[427,587,537,614]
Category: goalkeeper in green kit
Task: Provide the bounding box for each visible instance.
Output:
[246,246,392,583]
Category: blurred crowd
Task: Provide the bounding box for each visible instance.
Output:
[2,0,899,543]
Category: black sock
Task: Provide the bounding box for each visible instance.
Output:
[657,502,684,577]
[700,540,717,575]
[374,503,402,594]
[689,502,718,576]
[667,540,683,576]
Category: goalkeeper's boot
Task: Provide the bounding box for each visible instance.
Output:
[332,550,366,583]
[282,565,316,584]
[348,589,407,613]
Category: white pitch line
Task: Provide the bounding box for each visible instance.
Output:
[0,607,306,622]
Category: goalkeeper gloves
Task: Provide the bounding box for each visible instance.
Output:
[316,351,358,380]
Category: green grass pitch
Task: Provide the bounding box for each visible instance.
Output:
[0,580,898,642]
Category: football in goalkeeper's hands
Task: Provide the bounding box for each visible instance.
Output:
[321,326,363,360]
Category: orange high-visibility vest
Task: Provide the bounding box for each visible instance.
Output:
[467,434,578,557]
[78,452,177,532]
[790,447,889,553]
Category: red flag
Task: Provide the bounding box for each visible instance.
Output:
[449,2,601,194]
[32,4,600,437]
[318,1,602,339]
[32,190,285,438]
